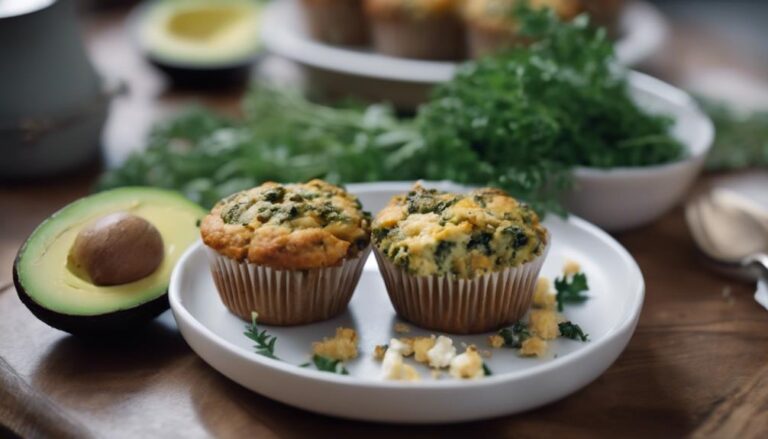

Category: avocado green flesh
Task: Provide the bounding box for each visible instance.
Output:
[140,0,263,66]
[16,187,205,317]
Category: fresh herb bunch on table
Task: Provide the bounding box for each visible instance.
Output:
[99,6,683,213]
[701,99,768,171]
[98,91,422,209]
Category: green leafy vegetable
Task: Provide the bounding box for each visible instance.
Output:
[554,272,590,311]
[417,6,683,212]
[98,89,422,209]
[558,321,589,341]
[700,99,768,170]
[244,313,280,360]
[309,355,349,375]
[98,6,682,214]
[482,362,493,376]
[498,321,531,348]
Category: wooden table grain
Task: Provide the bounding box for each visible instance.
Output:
[2,3,768,438]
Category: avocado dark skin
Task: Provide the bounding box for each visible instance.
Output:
[13,250,169,337]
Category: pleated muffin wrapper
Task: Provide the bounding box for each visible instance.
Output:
[206,246,371,326]
[374,243,550,334]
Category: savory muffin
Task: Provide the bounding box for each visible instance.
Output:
[201,179,371,325]
[300,0,370,46]
[464,0,583,58]
[364,0,465,60]
[372,184,549,333]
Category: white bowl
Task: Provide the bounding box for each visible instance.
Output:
[261,0,669,109]
[567,72,714,232]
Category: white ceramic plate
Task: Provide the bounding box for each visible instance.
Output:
[261,0,668,85]
[169,183,644,423]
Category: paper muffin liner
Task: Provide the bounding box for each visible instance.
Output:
[206,247,371,326]
[373,243,550,334]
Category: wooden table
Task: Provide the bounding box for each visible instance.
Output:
[2,4,768,438]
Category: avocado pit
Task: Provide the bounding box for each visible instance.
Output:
[68,212,164,286]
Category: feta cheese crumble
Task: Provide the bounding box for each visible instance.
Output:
[427,335,457,368]
[449,346,485,379]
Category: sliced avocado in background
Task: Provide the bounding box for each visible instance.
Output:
[13,187,206,335]
[136,0,264,87]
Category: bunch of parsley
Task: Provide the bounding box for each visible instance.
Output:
[98,88,422,208]
[415,5,683,212]
[99,6,682,213]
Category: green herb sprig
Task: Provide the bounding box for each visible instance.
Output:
[558,321,589,341]
[302,355,349,375]
[554,272,590,311]
[498,321,531,348]
[244,313,280,360]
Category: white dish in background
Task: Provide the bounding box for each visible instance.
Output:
[567,72,714,232]
[260,0,668,108]
[169,183,644,423]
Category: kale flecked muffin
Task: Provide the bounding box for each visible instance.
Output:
[201,180,371,325]
[372,184,549,334]
[464,0,583,58]
[300,0,370,46]
[364,0,465,60]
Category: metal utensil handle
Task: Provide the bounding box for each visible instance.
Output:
[744,254,768,283]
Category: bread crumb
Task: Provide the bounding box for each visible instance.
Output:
[563,260,581,276]
[520,337,548,357]
[488,334,505,349]
[529,309,559,340]
[532,277,556,310]
[373,344,387,361]
[413,336,436,363]
[431,370,443,380]
[312,327,358,361]
[480,349,493,359]
[394,322,411,334]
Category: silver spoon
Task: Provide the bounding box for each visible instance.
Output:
[686,189,768,282]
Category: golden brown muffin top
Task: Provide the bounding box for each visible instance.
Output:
[464,0,583,31]
[201,180,371,269]
[372,183,547,278]
[365,0,462,19]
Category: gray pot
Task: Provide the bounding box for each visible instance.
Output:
[0,0,109,179]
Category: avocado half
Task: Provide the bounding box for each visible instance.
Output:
[135,0,264,87]
[13,187,206,335]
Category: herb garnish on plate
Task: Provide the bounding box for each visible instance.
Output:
[554,272,590,311]
[244,313,280,360]
[558,322,589,342]
[301,355,350,375]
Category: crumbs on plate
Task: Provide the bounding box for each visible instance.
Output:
[312,327,358,361]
